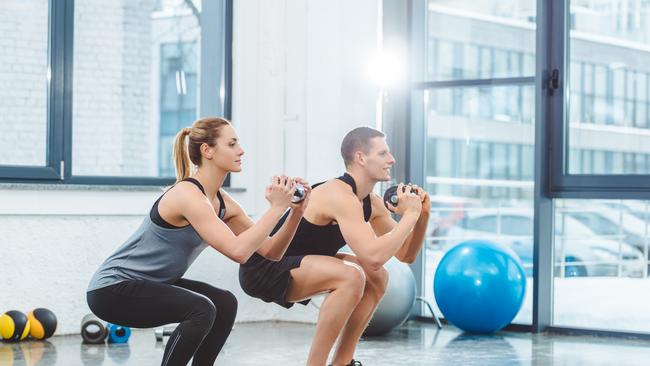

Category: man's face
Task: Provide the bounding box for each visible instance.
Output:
[362,137,396,181]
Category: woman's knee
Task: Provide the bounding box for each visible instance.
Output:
[189,296,217,327]
[218,290,238,322]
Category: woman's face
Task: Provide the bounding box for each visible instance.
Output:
[206,125,245,173]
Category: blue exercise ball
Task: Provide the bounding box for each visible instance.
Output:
[434,240,526,333]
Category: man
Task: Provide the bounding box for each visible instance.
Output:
[239,126,430,366]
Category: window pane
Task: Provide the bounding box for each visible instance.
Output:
[72,0,207,177]
[501,215,533,236]
[425,0,536,81]
[554,199,650,333]
[567,0,650,174]
[431,85,533,124]
[0,0,49,166]
[464,216,498,232]
[420,84,535,326]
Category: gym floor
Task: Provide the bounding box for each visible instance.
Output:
[3,320,650,365]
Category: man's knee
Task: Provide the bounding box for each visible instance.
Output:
[340,264,366,301]
[367,265,389,298]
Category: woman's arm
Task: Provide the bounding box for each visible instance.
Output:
[224,178,311,261]
[175,176,295,263]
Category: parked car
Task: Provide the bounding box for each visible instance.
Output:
[433,210,645,278]
[563,201,650,255]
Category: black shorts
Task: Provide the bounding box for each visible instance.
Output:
[239,252,310,309]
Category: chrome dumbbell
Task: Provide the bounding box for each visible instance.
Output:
[154,326,175,342]
[292,184,305,203]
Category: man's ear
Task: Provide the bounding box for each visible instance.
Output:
[355,151,366,166]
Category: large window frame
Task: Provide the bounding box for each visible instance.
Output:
[385,0,539,327]
[541,0,650,337]
[547,1,650,198]
[398,0,650,338]
[0,0,233,186]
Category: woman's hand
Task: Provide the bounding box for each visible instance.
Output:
[265,175,294,210]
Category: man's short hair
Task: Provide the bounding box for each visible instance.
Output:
[340,126,385,167]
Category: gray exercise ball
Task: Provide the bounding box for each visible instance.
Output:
[364,257,416,336]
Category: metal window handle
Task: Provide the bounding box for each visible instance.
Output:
[548,69,559,95]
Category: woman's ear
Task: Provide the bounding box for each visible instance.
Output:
[200,143,214,160]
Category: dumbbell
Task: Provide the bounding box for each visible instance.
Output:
[383,184,420,210]
[292,184,305,203]
[271,177,305,203]
[155,326,175,342]
[383,185,399,209]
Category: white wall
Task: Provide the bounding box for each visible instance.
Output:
[231,0,380,322]
[0,0,379,335]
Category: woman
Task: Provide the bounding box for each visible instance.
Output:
[87,116,310,366]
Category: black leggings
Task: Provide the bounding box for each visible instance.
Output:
[87,278,237,366]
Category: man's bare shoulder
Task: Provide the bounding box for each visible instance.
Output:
[312,179,361,210]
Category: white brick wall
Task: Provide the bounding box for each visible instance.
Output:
[72,0,155,176]
[0,0,48,166]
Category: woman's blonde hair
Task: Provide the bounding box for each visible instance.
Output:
[173,116,231,183]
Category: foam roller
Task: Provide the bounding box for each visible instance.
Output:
[80,314,107,344]
[107,323,131,344]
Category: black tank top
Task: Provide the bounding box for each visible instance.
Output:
[150,177,226,229]
[277,173,372,257]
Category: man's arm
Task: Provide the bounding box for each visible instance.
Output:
[334,183,421,270]
[369,188,430,263]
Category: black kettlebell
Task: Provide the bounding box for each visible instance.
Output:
[383,185,400,209]
[383,184,420,209]
[292,184,305,203]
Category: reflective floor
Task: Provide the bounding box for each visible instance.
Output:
[2,321,650,365]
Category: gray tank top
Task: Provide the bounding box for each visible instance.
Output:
[87,181,220,291]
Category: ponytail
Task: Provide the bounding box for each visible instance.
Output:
[173,127,192,183]
[171,117,231,184]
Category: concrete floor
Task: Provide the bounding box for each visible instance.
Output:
[2,321,650,365]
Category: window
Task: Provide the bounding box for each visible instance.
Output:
[501,215,533,236]
[0,0,232,185]
[159,42,199,177]
[565,52,650,178]
[415,0,536,326]
[411,0,650,336]
[0,0,56,179]
[464,216,497,232]
[554,199,650,333]
[0,0,48,166]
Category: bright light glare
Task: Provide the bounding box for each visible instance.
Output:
[366,50,405,88]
